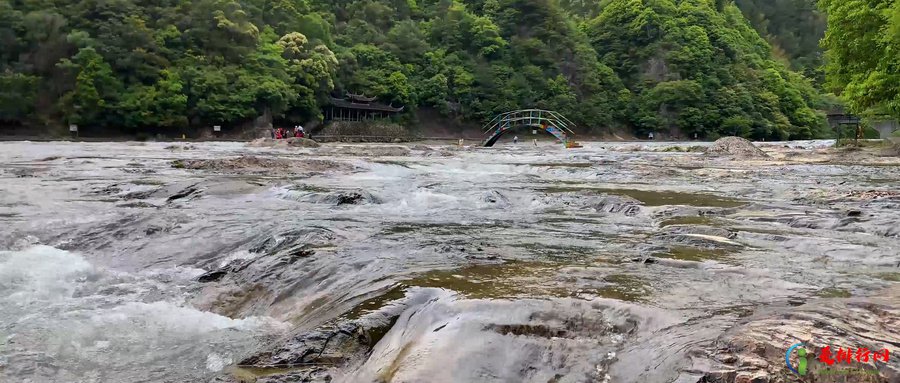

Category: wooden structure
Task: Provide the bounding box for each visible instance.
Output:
[826,113,861,127]
[826,112,862,140]
[324,93,405,122]
[482,109,581,148]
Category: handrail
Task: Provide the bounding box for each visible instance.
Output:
[481,109,577,135]
[480,109,581,148]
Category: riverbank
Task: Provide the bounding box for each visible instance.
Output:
[0,134,843,144]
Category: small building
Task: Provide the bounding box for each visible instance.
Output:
[825,111,861,129]
[826,110,861,138]
[324,93,405,122]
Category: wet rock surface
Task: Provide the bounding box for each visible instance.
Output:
[1,140,899,383]
[285,137,321,148]
[237,321,371,370]
[695,286,900,383]
[318,145,412,157]
[248,137,321,148]
[281,188,383,206]
[327,191,381,206]
[173,155,345,174]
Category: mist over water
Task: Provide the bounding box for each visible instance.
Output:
[1,140,898,382]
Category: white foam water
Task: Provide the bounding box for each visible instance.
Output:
[0,245,286,383]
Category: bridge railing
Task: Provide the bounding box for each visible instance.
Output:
[482,109,576,134]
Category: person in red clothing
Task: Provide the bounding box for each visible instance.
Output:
[294,127,303,138]
[274,128,283,139]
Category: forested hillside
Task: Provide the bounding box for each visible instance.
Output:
[734,0,826,80]
[818,0,899,119]
[0,0,832,139]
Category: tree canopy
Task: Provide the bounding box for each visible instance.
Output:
[819,0,899,118]
[0,0,835,139]
[734,0,826,80]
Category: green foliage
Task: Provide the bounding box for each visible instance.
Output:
[1,0,833,139]
[819,0,900,119]
[119,70,189,129]
[721,116,753,138]
[58,47,122,126]
[863,126,882,139]
[734,0,826,79]
[834,124,882,140]
[586,0,825,139]
[0,71,39,121]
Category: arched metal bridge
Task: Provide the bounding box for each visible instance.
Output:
[482,109,581,148]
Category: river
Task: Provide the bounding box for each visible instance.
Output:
[1,140,898,383]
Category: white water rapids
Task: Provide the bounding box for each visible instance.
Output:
[0,245,287,382]
[1,140,898,382]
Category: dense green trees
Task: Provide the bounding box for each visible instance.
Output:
[734,0,826,80]
[0,0,337,133]
[585,0,828,139]
[0,0,834,139]
[819,0,899,118]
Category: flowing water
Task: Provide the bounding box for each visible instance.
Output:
[1,140,898,383]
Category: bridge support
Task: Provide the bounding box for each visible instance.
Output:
[873,119,899,139]
[481,109,581,148]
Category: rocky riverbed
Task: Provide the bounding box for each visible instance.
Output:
[1,139,898,383]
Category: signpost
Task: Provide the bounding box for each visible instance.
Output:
[69,124,78,138]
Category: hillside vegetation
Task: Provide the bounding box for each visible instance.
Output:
[735,0,826,79]
[818,0,899,120]
[0,0,834,139]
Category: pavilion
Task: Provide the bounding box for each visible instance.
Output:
[324,93,405,122]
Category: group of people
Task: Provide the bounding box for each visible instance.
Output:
[273,126,304,139]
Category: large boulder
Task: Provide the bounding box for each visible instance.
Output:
[707,137,770,159]
[248,137,320,148]
[286,137,320,148]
